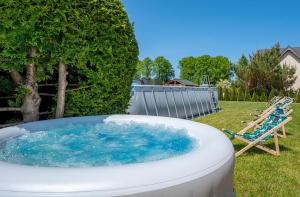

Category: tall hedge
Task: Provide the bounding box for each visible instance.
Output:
[218,88,223,101]
[244,89,251,101]
[268,89,275,100]
[260,91,267,102]
[251,92,258,102]
[296,91,300,103]
[64,0,139,115]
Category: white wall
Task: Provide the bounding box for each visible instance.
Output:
[280,51,300,90]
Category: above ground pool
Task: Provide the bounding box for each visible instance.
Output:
[0,115,235,197]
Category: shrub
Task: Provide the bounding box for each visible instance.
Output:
[288,90,296,100]
[268,89,275,101]
[260,91,267,102]
[237,88,244,101]
[65,0,139,115]
[218,88,223,101]
[224,88,231,101]
[244,89,252,101]
[251,92,258,102]
[230,88,237,101]
[279,90,285,97]
[296,91,300,103]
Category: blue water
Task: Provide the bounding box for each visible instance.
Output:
[0,122,196,167]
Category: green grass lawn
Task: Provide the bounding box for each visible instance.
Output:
[194,101,300,197]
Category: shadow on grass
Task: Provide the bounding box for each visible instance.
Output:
[233,143,292,155]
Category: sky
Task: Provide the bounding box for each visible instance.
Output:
[122,0,300,77]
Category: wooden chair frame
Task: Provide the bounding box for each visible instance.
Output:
[255,109,293,138]
[260,97,286,117]
[223,117,292,157]
[245,109,293,138]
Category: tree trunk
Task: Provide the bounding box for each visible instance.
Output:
[21,62,41,122]
[10,69,23,85]
[55,63,68,118]
[8,48,41,122]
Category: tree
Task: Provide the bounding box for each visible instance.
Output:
[152,56,174,83]
[0,2,49,121]
[65,0,138,115]
[235,44,296,93]
[179,55,232,85]
[0,0,139,119]
[235,55,250,88]
[135,57,153,80]
[217,79,231,100]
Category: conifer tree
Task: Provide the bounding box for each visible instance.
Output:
[237,88,244,101]
[230,88,237,101]
[252,91,258,102]
[268,89,276,101]
[296,91,300,103]
[224,88,231,101]
[244,89,251,101]
[260,91,267,102]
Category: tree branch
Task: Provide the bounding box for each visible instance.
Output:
[39,93,56,97]
[10,69,23,85]
[39,83,78,87]
[0,96,17,100]
[0,107,22,112]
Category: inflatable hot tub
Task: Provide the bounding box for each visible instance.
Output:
[0,115,234,197]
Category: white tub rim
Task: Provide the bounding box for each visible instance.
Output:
[0,115,234,195]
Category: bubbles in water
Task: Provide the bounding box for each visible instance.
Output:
[0,122,196,167]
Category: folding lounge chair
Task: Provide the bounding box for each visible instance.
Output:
[270,96,281,105]
[223,108,293,157]
[249,96,282,120]
[251,106,292,138]
[260,97,293,117]
[248,97,293,126]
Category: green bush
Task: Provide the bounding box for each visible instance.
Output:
[224,88,231,101]
[237,88,244,101]
[288,90,296,101]
[260,91,267,102]
[244,89,252,101]
[218,88,223,101]
[268,89,275,101]
[296,91,300,103]
[65,0,139,115]
[230,88,237,101]
[251,91,258,102]
[279,90,285,97]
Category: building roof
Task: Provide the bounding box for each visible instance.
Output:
[165,79,198,86]
[258,46,300,60]
[280,46,300,60]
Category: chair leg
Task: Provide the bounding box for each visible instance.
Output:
[274,131,280,155]
[233,117,291,157]
[235,129,280,157]
[277,126,287,138]
[282,126,286,138]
